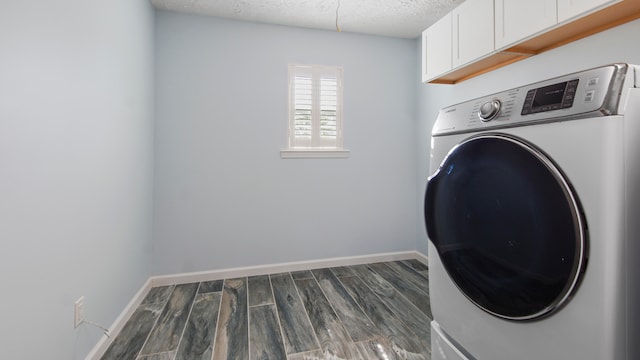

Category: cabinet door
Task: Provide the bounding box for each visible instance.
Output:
[557,0,621,23]
[422,13,452,82]
[495,0,557,49]
[453,0,495,68]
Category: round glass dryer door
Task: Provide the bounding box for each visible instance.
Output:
[424,134,587,321]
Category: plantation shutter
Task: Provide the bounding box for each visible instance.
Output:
[289,64,343,149]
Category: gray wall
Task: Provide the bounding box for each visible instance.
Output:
[0,1,154,358]
[416,19,640,254]
[153,11,419,275]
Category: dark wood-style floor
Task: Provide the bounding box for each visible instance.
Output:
[100,259,432,360]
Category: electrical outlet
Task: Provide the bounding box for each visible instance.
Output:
[74,296,85,328]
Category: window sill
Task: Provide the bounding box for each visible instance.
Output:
[280,148,350,159]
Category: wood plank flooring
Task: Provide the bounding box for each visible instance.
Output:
[100,259,431,360]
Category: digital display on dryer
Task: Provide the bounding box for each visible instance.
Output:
[533,82,566,107]
[521,79,579,115]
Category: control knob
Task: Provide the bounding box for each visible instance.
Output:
[478,99,501,121]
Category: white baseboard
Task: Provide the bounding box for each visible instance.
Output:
[85,278,152,360]
[86,250,428,359]
[151,250,424,287]
[414,251,429,266]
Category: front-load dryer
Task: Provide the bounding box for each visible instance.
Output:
[424,63,640,359]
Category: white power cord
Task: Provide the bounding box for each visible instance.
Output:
[81,319,111,338]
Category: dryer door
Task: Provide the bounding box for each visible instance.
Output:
[424,134,587,320]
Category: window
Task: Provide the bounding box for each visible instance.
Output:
[281,64,349,158]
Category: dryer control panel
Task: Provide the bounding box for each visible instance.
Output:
[432,63,636,136]
[521,79,579,115]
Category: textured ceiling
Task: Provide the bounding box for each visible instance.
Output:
[151,0,465,39]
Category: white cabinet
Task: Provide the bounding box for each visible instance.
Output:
[557,0,621,23]
[420,0,628,83]
[422,13,452,83]
[452,0,494,68]
[495,0,557,49]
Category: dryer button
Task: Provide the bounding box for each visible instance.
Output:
[584,90,595,103]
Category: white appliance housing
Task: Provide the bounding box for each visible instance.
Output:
[425,63,640,360]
